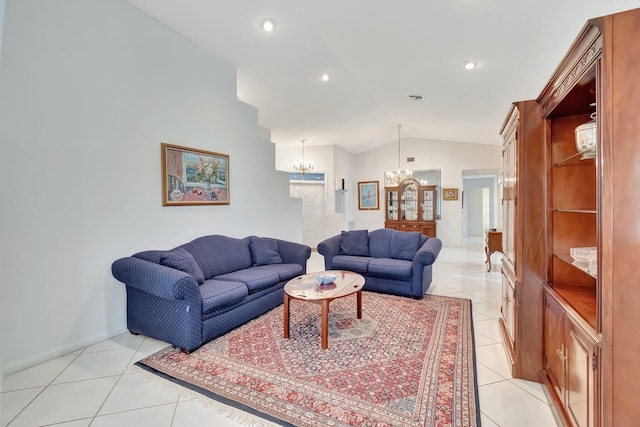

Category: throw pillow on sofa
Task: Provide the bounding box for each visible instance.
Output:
[160,248,205,284]
[340,229,370,256]
[390,231,422,261]
[250,237,283,266]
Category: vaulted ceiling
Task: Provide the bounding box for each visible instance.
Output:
[127,0,640,153]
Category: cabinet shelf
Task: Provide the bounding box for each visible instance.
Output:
[554,253,597,279]
[545,285,597,332]
[553,209,597,214]
[554,152,596,167]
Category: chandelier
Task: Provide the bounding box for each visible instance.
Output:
[293,139,314,175]
[384,124,412,186]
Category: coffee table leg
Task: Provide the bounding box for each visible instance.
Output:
[283,293,290,339]
[356,290,362,319]
[321,300,329,349]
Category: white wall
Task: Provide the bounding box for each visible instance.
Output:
[0,0,302,376]
[332,146,357,231]
[354,138,502,247]
[0,0,4,63]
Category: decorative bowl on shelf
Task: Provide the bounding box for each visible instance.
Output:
[570,247,597,264]
[315,273,337,285]
[575,112,597,159]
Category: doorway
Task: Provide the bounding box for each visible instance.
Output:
[462,170,501,238]
[290,173,326,249]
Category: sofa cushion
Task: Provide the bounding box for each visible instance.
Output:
[132,250,169,264]
[250,237,283,266]
[367,229,393,258]
[252,263,304,282]
[215,268,280,293]
[368,258,413,278]
[331,255,370,273]
[340,230,369,256]
[188,235,253,279]
[390,231,421,261]
[158,248,205,285]
[199,280,248,313]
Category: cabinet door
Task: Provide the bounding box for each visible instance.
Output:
[387,190,398,220]
[401,181,418,221]
[502,129,516,270]
[501,270,516,348]
[545,296,566,400]
[565,318,597,427]
[421,187,435,221]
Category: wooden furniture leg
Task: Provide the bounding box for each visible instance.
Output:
[321,300,329,349]
[283,293,290,339]
[356,291,362,319]
[485,245,491,272]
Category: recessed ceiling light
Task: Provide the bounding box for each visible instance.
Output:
[463,60,479,70]
[321,73,330,82]
[259,18,276,32]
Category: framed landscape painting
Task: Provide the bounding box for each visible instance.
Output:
[358,181,379,210]
[161,143,229,206]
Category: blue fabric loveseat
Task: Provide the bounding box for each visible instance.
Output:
[317,229,442,298]
[112,235,311,351]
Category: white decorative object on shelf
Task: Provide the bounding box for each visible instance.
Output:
[570,247,597,264]
[575,112,597,159]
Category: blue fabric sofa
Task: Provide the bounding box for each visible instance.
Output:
[112,235,311,351]
[317,229,442,298]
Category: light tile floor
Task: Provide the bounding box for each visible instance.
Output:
[1,238,558,427]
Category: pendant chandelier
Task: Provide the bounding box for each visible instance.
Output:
[293,139,313,175]
[384,124,412,186]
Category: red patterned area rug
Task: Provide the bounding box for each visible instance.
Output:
[136,292,480,426]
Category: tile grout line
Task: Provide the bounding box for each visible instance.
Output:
[4,351,82,427]
[87,337,146,426]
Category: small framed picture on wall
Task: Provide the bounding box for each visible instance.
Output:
[443,188,459,201]
[358,181,380,210]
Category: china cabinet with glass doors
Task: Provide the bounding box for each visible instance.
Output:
[384,178,436,237]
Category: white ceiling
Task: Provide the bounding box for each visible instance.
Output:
[127,0,640,153]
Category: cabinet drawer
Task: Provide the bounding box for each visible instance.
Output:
[399,224,421,231]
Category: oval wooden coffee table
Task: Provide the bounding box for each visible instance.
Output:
[283,270,365,349]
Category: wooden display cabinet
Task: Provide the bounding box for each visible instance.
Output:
[538,19,600,427]
[498,100,546,381]
[536,8,640,426]
[384,179,437,237]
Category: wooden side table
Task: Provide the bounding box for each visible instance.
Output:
[485,230,503,272]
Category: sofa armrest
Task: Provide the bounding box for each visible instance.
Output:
[111,256,200,301]
[275,239,312,268]
[317,234,342,270]
[413,237,443,266]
